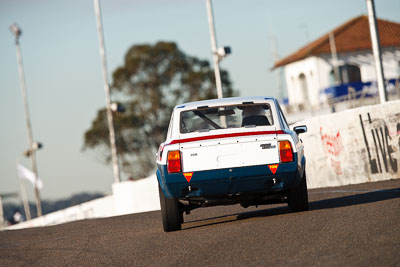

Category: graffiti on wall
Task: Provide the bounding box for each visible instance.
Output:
[359,112,400,175]
[320,127,343,175]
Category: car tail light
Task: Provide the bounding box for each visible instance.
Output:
[167,150,181,173]
[279,140,293,162]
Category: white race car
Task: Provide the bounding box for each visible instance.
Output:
[156,96,308,231]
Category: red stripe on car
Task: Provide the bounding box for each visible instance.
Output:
[169,130,286,145]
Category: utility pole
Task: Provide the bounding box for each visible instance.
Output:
[299,23,310,44]
[206,0,223,99]
[19,179,31,220]
[10,24,42,217]
[93,0,121,183]
[270,36,284,99]
[16,158,31,220]
[366,0,387,103]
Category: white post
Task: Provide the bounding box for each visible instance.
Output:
[93,0,121,183]
[366,0,387,103]
[329,32,340,85]
[206,0,223,99]
[10,24,42,217]
[19,178,31,220]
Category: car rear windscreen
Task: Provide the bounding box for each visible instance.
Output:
[180,104,273,133]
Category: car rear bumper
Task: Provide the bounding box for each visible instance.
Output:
[157,155,302,199]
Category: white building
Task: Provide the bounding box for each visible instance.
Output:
[274,15,400,109]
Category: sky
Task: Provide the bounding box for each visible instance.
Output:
[1,0,399,202]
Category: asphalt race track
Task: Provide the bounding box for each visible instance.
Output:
[1,179,399,266]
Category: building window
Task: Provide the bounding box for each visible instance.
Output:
[330,64,361,85]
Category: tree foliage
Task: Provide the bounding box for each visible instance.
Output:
[83,41,237,178]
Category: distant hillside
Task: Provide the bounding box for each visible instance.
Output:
[3,192,105,224]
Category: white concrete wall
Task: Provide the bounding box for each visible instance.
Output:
[294,99,400,188]
[6,174,161,230]
[6,195,115,230]
[112,174,160,216]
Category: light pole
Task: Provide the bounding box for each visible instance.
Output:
[205,0,231,99]
[366,0,387,103]
[299,23,310,44]
[270,35,284,100]
[93,0,121,184]
[10,24,42,217]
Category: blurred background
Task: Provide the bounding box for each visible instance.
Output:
[0,0,398,213]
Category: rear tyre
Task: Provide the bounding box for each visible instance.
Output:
[159,184,182,232]
[288,173,309,212]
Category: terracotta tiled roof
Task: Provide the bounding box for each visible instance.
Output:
[273,15,400,69]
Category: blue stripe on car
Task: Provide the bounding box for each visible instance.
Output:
[157,153,303,199]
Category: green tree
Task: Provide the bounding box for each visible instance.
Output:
[83,41,237,178]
